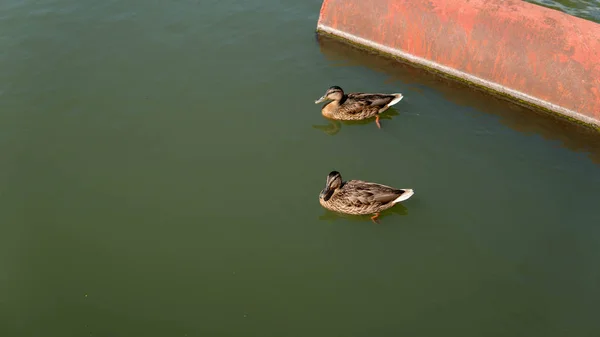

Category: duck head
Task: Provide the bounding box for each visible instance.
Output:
[315,86,344,104]
[319,171,343,201]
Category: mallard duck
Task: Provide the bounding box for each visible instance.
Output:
[314,86,403,129]
[319,171,414,223]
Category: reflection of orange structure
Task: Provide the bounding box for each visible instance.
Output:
[317,0,600,127]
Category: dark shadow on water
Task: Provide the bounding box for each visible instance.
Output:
[312,110,400,135]
[316,34,600,164]
[318,204,409,224]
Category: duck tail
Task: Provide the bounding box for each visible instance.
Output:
[388,93,404,107]
[392,189,414,204]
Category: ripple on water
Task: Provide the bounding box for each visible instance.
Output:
[527,0,600,23]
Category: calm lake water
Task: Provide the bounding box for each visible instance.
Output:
[1,1,599,336]
[528,0,600,23]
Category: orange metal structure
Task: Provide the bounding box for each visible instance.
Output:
[317,0,600,127]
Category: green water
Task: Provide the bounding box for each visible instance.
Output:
[528,0,600,23]
[1,1,600,336]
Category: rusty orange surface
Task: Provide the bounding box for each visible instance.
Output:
[317,0,600,125]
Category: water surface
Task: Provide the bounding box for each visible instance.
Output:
[528,0,600,23]
[1,1,599,336]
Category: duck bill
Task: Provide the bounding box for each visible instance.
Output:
[319,187,333,201]
[315,95,327,104]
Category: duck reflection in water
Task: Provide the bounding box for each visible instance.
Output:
[312,111,399,135]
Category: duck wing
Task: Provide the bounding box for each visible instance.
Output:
[347,93,397,107]
[342,180,404,205]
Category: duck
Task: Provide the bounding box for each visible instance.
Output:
[314,86,404,129]
[319,171,414,223]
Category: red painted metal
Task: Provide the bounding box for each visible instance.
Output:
[317,0,600,127]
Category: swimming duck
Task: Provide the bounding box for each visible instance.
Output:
[314,86,403,129]
[319,171,414,223]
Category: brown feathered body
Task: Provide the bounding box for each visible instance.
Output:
[319,179,413,215]
[315,87,404,129]
[321,92,403,121]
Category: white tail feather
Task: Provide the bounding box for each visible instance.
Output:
[387,94,404,107]
[392,189,414,204]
